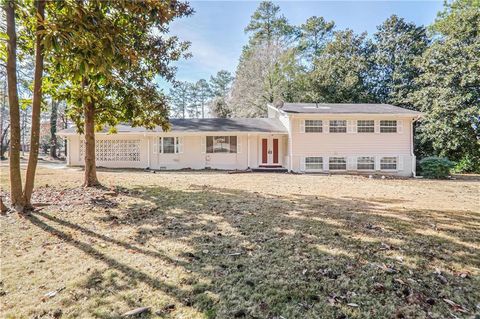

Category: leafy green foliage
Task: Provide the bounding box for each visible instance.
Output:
[169,81,191,119]
[42,0,193,132]
[298,16,335,63]
[244,1,296,46]
[412,0,480,165]
[311,30,374,103]
[209,70,234,97]
[419,157,455,179]
[370,15,428,108]
[453,154,480,173]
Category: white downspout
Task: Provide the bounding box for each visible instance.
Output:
[288,115,293,172]
[411,116,421,177]
[146,134,150,169]
[247,133,250,169]
[66,137,70,165]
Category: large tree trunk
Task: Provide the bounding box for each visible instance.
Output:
[49,100,58,158]
[5,0,25,211]
[22,0,46,211]
[83,97,100,187]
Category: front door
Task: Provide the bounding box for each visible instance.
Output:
[261,137,279,166]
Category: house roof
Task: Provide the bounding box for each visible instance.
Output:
[58,118,288,135]
[278,103,422,115]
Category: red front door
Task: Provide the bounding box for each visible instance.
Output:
[273,138,278,164]
[262,137,279,165]
[262,139,268,164]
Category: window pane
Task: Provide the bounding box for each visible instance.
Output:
[357,156,375,170]
[380,157,397,170]
[380,120,397,133]
[329,120,347,133]
[329,157,346,170]
[357,120,374,133]
[305,157,323,170]
[206,136,213,153]
[163,137,175,153]
[213,136,230,153]
[207,136,238,153]
[230,136,237,153]
[305,120,322,133]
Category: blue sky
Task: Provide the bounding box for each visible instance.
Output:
[159,0,443,91]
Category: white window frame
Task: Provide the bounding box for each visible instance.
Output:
[329,157,347,170]
[380,120,397,133]
[380,156,397,170]
[304,120,323,133]
[329,120,347,133]
[357,156,375,170]
[357,120,375,133]
[305,157,323,171]
[206,136,238,154]
[155,137,182,154]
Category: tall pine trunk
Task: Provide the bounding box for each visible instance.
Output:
[5,0,25,210]
[49,100,58,158]
[22,0,46,210]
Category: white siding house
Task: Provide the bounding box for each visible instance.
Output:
[58,103,422,176]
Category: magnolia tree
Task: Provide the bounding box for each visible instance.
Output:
[43,0,193,186]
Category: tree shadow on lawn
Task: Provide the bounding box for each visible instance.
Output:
[26,184,479,319]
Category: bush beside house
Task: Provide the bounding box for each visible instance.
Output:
[419,157,455,179]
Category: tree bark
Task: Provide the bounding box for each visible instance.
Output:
[49,100,58,158]
[5,0,25,210]
[0,197,8,214]
[82,77,100,187]
[83,100,100,187]
[22,0,46,211]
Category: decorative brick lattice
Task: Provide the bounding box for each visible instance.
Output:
[79,140,140,162]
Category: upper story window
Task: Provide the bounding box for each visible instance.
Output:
[329,157,347,170]
[207,136,237,153]
[305,157,323,170]
[329,120,347,133]
[357,156,375,170]
[380,156,397,170]
[155,137,181,154]
[357,120,375,133]
[380,120,397,133]
[305,120,322,133]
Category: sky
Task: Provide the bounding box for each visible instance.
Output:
[158,0,444,91]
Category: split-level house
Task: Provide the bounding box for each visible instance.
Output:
[58,103,422,176]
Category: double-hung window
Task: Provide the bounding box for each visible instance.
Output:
[380,157,397,170]
[357,120,375,133]
[357,157,375,170]
[305,157,323,170]
[380,120,397,133]
[305,120,322,133]
[329,120,347,133]
[206,136,237,153]
[156,137,181,154]
[329,157,347,170]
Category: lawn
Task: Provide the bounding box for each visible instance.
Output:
[1,164,479,318]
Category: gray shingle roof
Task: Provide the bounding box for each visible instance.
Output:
[279,103,422,115]
[58,118,288,135]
